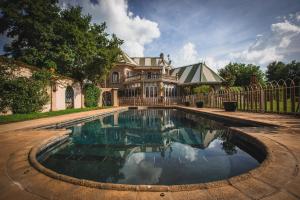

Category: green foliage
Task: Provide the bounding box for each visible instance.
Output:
[0,0,122,83]
[218,63,265,87]
[266,60,300,82]
[192,85,212,94]
[2,77,49,114]
[0,64,51,114]
[84,84,101,107]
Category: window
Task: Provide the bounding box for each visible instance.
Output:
[150,87,154,97]
[146,87,149,97]
[112,72,119,83]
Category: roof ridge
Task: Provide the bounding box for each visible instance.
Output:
[174,62,203,69]
[202,63,224,81]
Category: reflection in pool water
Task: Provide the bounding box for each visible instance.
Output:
[39,109,262,185]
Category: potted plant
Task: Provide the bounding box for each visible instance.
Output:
[223,101,237,112]
[196,101,204,108]
[184,101,190,106]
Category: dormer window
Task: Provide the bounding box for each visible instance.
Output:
[112,72,119,83]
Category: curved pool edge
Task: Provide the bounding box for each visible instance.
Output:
[28,127,271,192]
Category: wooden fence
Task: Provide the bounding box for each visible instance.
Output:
[120,79,300,115]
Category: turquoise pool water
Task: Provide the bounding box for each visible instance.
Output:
[39,109,262,185]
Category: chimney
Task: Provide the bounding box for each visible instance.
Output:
[160,53,164,59]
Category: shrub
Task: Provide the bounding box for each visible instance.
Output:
[0,69,50,114]
[192,85,212,94]
[2,78,49,114]
[84,84,100,107]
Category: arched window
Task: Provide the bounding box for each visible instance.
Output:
[65,86,74,109]
[112,72,119,83]
[103,91,112,106]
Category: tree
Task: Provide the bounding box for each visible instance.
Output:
[266,61,300,82]
[0,0,60,67]
[0,0,122,84]
[218,63,265,87]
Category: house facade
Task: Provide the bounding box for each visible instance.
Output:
[106,52,223,98]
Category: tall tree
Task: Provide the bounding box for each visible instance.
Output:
[0,0,60,67]
[218,63,265,87]
[0,0,122,83]
[266,61,300,82]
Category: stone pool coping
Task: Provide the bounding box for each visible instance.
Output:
[1,106,300,199]
[28,125,269,192]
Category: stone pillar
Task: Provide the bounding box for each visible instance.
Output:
[81,84,85,108]
[112,88,119,107]
[98,90,103,107]
[142,82,146,98]
[159,82,164,97]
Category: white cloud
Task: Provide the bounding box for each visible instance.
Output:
[204,56,229,71]
[60,0,160,57]
[231,15,300,66]
[271,20,300,34]
[181,42,199,63]
[297,13,300,21]
[230,47,283,65]
[173,42,200,66]
[173,42,228,71]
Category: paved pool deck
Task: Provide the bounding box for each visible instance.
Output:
[0,106,299,200]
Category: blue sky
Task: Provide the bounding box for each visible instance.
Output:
[1,0,300,70]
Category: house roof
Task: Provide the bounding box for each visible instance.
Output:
[170,62,223,85]
[117,51,138,66]
[131,57,171,68]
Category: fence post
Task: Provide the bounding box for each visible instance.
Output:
[291,80,295,113]
[276,85,280,113]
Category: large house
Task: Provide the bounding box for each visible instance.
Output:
[106,51,223,98]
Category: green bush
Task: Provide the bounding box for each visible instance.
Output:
[1,78,49,114]
[193,85,212,94]
[0,68,50,114]
[84,84,100,107]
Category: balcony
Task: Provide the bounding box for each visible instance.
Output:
[124,74,178,83]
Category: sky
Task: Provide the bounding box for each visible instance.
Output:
[1,0,300,71]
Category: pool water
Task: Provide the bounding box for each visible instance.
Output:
[39,109,262,185]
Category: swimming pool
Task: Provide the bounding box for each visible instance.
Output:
[37,109,264,185]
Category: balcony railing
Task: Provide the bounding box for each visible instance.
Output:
[125,74,178,83]
[120,97,179,106]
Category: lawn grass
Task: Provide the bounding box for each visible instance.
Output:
[236,99,299,113]
[0,107,111,124]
